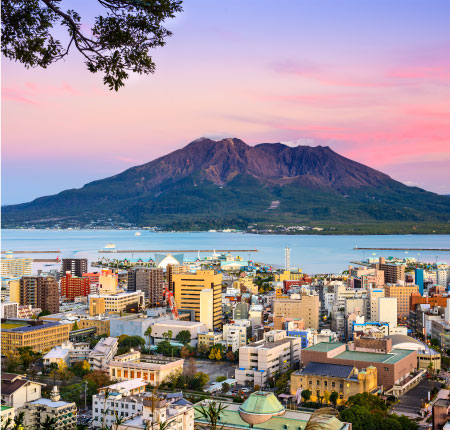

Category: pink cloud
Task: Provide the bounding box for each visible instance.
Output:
[1,87,37,105]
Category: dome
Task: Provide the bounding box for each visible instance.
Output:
[238,391,285,425]
[389,334,427,351]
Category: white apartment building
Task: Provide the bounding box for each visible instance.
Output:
[151,320,207,346]
[377,297,398,326]
[235,331,301,387]
[367,287,385,321]
[437,270,450,289]
[0,302,18,319]
[223,319,251,352]
[1,374,44,409]
[248,304,263,326]
[0,257,32,278]
[89,336,118,370]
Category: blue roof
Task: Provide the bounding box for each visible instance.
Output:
[299,362,355,379]
[5,322,62,333]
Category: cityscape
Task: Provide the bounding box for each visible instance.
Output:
[2,1,450,430]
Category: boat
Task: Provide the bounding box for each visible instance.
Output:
[104,243,116,249]
[135,232,141,236]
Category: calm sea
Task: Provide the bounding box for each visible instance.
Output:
[1,230,449,274]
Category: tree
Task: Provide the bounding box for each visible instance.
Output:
[175,330,191,345]
[18,346,41,371]
[215,348,222,361]
[329,391,339,408]
[191,372,209,391]
[40,415,57,429]
[209,348,217,360]
[221,382,230,393]
[144,326,152,345]
[72,321,79,331]
[301,389,312,404]
[197,343,210,358]
[118,335,145,353]
[180,345,193,359]
[84,370,111,389]
[216,376,226,383]
[37,309,51,318]
[195,401,228,430]
[2,0,183,91]
[324,390,330,405]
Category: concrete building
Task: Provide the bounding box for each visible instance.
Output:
[88,291,145,315]
[1,320,70,354]
[127,268,165,306]
[348,266,384,289]
[233,277,258,295]
[151,320,207,346]
[173,270,222,329]
[198,331,223,348]
[60,272,90,301]
[249,304,263,326]
[301,340,417,390]
[272,292,320,329]
[291,361,378,404]
[385,283,419,319]
[368,287,385,321]
[89,336,118,370]
[1,374,44,409]
[233,302,249,320]
[199,288,214,331]
[375,257,406,284]
[78,316,110,336]
[235,331,301,387]
[1,405,15,427]
[62,258,88,278]
[432,399,450,430]
[377,297,398,326]
[109,353,184,386]
[1,257,32,278]
[110,314,155,339]
[20,276,59,314]
[223,319,251,352]
[0,302,18,319]
[19,387,77,429]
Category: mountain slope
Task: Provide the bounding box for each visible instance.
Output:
[3,137,450,231]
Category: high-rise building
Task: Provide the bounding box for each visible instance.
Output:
[273,293,320,329]
[375,257,405,284]
[167,264,189,292]
[384,283,419,319]
[415,268,424,295]
[62,258,88,277]
[173,270,222,329]
[20,276,59,314]
[127,268,164,305]
[1,256,32,278]
[60,272,90,301]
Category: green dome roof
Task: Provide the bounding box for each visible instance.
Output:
[238,392,285,425]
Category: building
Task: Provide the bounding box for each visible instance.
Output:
[377,297,398,326]
[8,279,21,303]
[301,340,417,390]
[0,302,18,319]
[173,270,222,329]
[375,257,406,284]
[110,314,155,339]
[62,258,88,277]
[109,353,184,386]
[60,272,90,301]
[20,276,59,314]
[233,302,249,320]
[1,374,44,408]
[19,387,77,429]
[198,331,223,348]
[348,265,384,289]
[223,320,251,352]
[367,287,385,321]
[233,277,258,295]
[92,379,147,428]
[166,263,190,292]
[1,257,32,278]
[1,405,15,427]
[415,268,424,295]
[195,393,350,430]
[290,361,378,404]
[89,291,145,315]
[272,292,320,329]
[235,331,301,387]
[151,320,207,346]
[385,283,419,319]
[78,317,110,336]
[199,288,214,331]
[1,320,70,354]
[432,398,450,430]
[89,336,118,370]
[127,268,165,306]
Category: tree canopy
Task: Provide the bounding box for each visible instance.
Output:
[2,0,183,90]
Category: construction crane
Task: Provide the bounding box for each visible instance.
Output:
[164,286,179,320]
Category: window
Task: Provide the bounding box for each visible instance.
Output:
[384,367,389,371]
[331,382,335,388]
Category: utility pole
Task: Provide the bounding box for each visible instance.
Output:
[84,380,88,410]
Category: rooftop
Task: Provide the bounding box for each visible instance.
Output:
[335,348,415,364]
[2,321,62,333]
[30,398,74,408]
[153,320,206,327]
[303,342,344,352]
[299,362,355,379]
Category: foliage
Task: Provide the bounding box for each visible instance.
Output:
[84,369,111,389]
[216,376,227,383]
[180,345,194,359]
[175,330,191,345]
[2,0,183,90]
[156,339,180,357]
[117,335,145,354]
[221,382,230,393]
[161,370,209,392]
[17,346,42,371]
[37,309,51,318]
[274,370,293,394]
[301,389,312,404]
[340,393,418,430]
[70,360,90,378]
[39,415,57,430]
[195,401,228,430]
[329,391,339,408]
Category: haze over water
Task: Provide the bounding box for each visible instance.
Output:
[2,230,449,274]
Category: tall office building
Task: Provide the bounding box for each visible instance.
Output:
[20,276,59,314]
[62,258,88,277]
[167,264,190,292]
[173,270,223,329]
[127,268,164,306]
[60,272,90,301]
[272,293,320,329]
[1,257,32,278]
[415,268,424,295]
[375,257,405,284]
[384,283,419,319]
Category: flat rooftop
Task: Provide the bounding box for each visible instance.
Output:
[304,342,344,352]
[335,348,415,364]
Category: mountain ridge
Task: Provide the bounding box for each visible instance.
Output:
[3,137,450,232]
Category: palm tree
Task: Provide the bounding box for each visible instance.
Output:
[40,416,57,429]
[1,417,12,430]
[195,401,228,430]
[12,411,25,430]
[145,326,152,346]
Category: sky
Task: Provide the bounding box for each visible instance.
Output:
[2,0,450,204]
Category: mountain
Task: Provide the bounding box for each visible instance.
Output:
[3,138,450,232]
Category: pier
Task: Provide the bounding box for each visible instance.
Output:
[99,249,258,253]
[1,250,60,254]
[354,247,450,252]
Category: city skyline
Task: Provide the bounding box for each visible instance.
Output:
[2,0,450,204]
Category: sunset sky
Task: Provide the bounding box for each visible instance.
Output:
[2,0,450,204]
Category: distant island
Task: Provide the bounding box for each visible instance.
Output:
[3,138,450,234]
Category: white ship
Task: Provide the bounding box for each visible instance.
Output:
[135,232,141,236]
[104,243,116,249]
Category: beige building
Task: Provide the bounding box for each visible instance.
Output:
[376,257,405,284]
[384,284,419,319]
[151,320,207,346]
[274,270,303,282]
[199,288,214,331]
[109,353,184,386]
[235,331,301,387]
[367,287,385,321]
[89,291,145,316]
[1,257,32,278]
[1,374,44,409]
[78,317,110,336]
[198,331,223,348]
[273,293,320,329]
[1,405,15,428]
[1,321,70,354]
[290,362,378,405]
[8,280,20,304]
[98,273,119,295]
[19,387,77,429]
[233,277,258,294]
[173,270,222,329]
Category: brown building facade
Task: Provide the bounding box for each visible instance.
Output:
[385,284,419,319]
[20,276,59,314]
[272,294,319,329]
